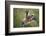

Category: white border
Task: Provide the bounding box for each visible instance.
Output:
[10,5,43,33]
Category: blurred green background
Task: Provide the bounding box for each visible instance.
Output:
[13,8,39,28]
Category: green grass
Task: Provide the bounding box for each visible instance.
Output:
[13,8,39,28]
